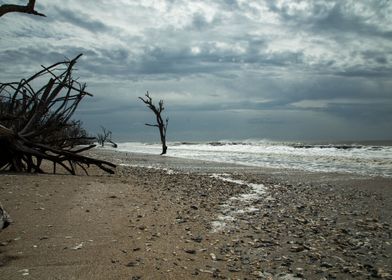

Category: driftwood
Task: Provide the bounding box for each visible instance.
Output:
[0,0,46,17]
[0,203,12,231]
[0,54,116,174]
[139,92,168,155]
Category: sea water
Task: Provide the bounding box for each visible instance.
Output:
[107,140,392,178]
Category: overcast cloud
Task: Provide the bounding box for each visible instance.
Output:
[1,0,391,142]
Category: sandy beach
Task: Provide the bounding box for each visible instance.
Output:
[0,149,391,279]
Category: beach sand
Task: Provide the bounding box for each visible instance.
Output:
[0,149,391,279]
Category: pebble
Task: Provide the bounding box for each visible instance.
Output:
[184,249,196,254]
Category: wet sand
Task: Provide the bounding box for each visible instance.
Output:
[0,149,391,279]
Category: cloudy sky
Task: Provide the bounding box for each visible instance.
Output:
[1,0,391,142]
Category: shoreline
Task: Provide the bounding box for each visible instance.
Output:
[104,139,392,178]
[0,148,391,279]
[92,147,392,179]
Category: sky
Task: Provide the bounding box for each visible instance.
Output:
[0,0,391,142]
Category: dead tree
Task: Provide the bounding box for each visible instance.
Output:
[139,92,168,155]
[96,126,117,148]
[0,0,46,17]
[96,126,111,147]
[0,54,116,174]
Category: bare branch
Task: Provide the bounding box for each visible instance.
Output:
[0,0,46,17]
[145,123,159,127]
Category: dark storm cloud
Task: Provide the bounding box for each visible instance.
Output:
[191,13,213,30]
[321,102,392,123]
[0,46,96,65]
[0,45,99,80]
[81,43,302,79]
[266,1,390,37]
[336,68,392,78]
[308,3,392,38]
[135,47,217,75]
[51,7,110,33]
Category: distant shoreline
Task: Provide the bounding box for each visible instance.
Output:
[110,138,392,146]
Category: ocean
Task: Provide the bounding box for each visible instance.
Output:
[106,140,392,178]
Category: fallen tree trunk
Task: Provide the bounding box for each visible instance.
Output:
[0,54,116,174]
